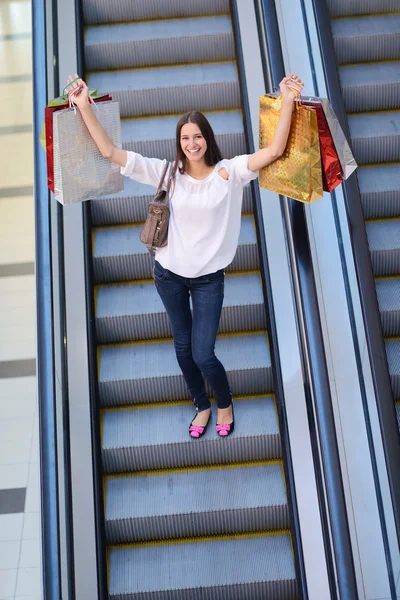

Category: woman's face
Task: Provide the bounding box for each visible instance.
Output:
[180,122,207,163]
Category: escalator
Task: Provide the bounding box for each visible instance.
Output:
[83,0,299,597]
[326,0,400,421]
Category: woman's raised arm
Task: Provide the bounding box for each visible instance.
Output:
[65,74,128,167]
[247,74,304,172]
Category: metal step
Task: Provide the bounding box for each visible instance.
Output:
[98,332,272,407]
[105,462,288,543]
[358,164,400,220]
[102,396,281,472]
[90,179,253,226]
[95,272,266,344]
[108,533,297,600]
[88,62,240,118]
[93,214,258,283]
[386,339,400,400]
[121,110,246,162]
[376,277,400,337]
[365,219,400,277]
[327,0,399,17]
[331,14,400,64]
[83,0,230,25]
[348,111,400,165]
[339,62,400,113]
[85,16,235,71]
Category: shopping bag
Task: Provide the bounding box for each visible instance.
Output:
[302,95,357,180]
[52,100,124,205]
[303,101,342,192]
[259,94,323,203]
[43,90,111,192]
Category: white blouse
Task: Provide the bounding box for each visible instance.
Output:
[121,151,259,278]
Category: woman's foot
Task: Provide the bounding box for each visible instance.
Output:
[216,403,234,437]
[189,407,211,439]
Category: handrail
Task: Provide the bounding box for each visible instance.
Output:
[311,0,400,555]
[255,0,359,597]
[231,2,309,597]
[32,0,62,598]
[74,1,109,598]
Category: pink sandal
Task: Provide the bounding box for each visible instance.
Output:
[189,410,211,439]
[216,405,235,438]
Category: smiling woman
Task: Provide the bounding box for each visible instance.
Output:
[64,71,303,437]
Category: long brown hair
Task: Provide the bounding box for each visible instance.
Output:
[169,111,223,184]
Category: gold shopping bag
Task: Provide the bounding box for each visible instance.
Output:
[259,94,323,204]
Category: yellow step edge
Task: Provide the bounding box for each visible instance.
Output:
[94,269,261,290]
[85,13,231,31]
[365,216,400,224]
[94,210,253,232]
[375,275,400,281]
[385,337,400,342]
[338,58,400,68]
[347,107,400,117]
[101,393,276,413]
[104,459,283,480]
[331,11,400,21]
[107,528,292,551]
[120,106,243,122]
[97,328,269,351]
[87,58,237,77]
[358,161,400,169]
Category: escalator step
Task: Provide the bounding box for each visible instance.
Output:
[339,62,400,113]
[83,0,229,26]
[331,14,400,64]
[87,62,240,118]
[348,111,400,165]
[102,396,281,472]
[105,462,288,543]
[120,110,246,162]
[327,0,399,18]
[90,179,253,226]
[85,16,235,71]
[93,215,258,283]
[386,339,400,400]
[358,164,400,220]
[365,219,400,276]
[96,272,266,343]
[108,533,297,599]
[98,332,272,406]
[375,278,400,337]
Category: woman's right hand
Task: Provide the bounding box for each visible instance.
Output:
[65,73,90,111]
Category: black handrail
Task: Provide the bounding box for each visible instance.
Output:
[74,1,109,598]
[231,2,309,598]
[256,0,359,597]
[32,0,62,598]
[311,0,400,555]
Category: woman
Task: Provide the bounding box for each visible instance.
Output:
[65,72,304,439]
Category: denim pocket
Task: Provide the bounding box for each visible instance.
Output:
[206,269,224,284]
[154,261,168,281]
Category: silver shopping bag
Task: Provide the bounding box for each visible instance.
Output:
[52,100,124,205]
[301,95,357,180]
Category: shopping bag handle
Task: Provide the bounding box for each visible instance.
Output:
[62,77,81,98]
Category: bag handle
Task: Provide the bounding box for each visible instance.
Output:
[157,161,171,202]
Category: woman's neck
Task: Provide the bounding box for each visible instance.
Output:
[185,160,214,180]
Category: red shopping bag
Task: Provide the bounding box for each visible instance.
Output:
[302,100,343,193]
[44,93,111,192]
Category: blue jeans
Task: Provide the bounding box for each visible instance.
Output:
[154,261,232,412]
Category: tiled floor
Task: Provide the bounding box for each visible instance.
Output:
[0,1,41,599]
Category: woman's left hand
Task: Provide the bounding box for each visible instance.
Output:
[279,74,304,101]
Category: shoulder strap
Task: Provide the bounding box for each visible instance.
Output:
[156,161,170,195]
